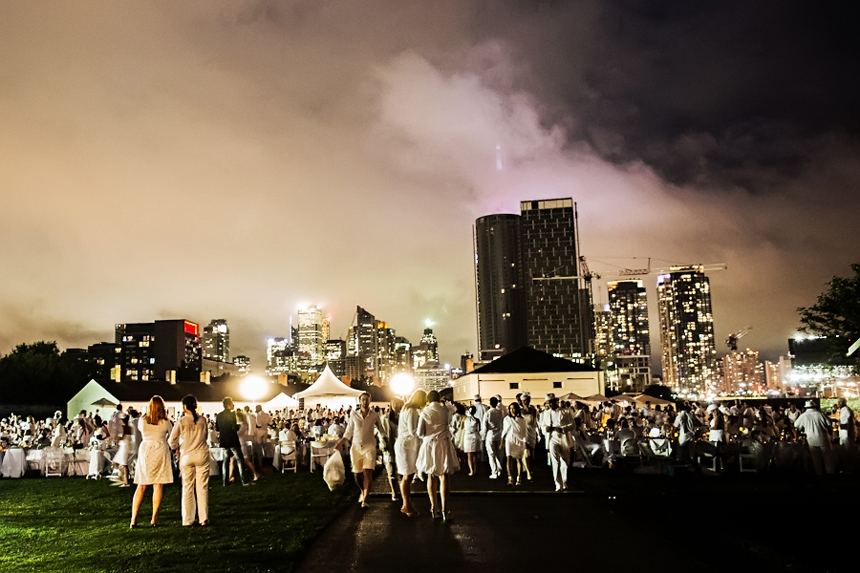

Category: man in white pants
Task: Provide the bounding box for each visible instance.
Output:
[543,397,571,492]
[482,396,504,479]
[337,392,385,507]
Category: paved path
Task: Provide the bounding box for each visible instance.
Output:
[296,467,711,572]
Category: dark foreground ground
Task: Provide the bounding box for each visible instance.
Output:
[298,460,857,573]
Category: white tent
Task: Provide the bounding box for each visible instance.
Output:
[265,392,300,411]
[293,366,364,409]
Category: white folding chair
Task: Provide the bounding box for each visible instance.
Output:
[44,447,65,477]
[280,441,298,474]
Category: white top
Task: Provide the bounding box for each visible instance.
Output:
[169,413,209,453]
[794,409,833,447]
[343,408,384,449]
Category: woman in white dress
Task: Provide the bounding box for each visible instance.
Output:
[521,393,538,481]
[131,395,173,528]
[461,405,481,476]
[501,402,527,485]
[416,391,460,521]
[169,395,210,527]
[395,389,427,518]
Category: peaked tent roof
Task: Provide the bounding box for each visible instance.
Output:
[294,365,364,399]
[471,347,599,375]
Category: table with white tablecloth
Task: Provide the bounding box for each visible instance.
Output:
[23,448,92,477]
[0,448,26,478]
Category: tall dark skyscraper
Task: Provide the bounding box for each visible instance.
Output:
[474,214,527,359]
[474,198,592,363]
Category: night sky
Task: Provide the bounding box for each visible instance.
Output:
[2,1,858,370]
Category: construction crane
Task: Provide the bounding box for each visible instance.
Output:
[726,326,752,352]
[532,257,727,282]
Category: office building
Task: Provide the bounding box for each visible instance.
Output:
[115,319,201,382]
[607,281,651,356]
[474,198,592,364]
[721,349,764,394]
[412,327,439,370]
[657,267,717,395]
[474,214,527,360]
[233,355,250,374]
[201,319,230,363]
[266,337,294,375]
[297,306,326,372]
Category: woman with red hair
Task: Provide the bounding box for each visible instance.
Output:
[130,395,173,528]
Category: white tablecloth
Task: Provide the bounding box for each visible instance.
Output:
[0,448,25,478]
[23,449,91,477]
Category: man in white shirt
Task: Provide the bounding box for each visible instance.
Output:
[837,398,856,446]
[337,392,385,507]
[254,405,273,464]
[482,396,504,479]
[543,397,571,491]
[673,403,696,464]
[794,400,835,475]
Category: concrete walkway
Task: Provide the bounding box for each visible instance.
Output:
[296,466,711,572]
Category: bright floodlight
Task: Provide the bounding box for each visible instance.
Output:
[390,373,415,397]
[241,376,267,402]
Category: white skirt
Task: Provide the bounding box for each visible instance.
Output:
[395,435,419,476]
[416,435,460,476]
[134,440,173,485]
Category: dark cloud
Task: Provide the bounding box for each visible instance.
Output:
[0,0,857,369]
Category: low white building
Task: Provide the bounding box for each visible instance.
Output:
[452,347,603,405]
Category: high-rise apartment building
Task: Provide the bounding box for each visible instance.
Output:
[202,319,230,363]
[607,281,651,356]
[266,337,293,375]
[115,319,201,382]
[474,198,592,363]
[592,304,614,361]
[297,306,326,372]
[657,267,717,395]
[412,327,439,370]
[350,306,378,381]
[722,349,764,394]
[474,214,527,360]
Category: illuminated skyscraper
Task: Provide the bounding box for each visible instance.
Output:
[722,349,764,394]
[297,306,326,372]
[607,281,651,357]
[202,319,230,363]
[657,267,717,395]
[348,306,378,382]
[413,327,439,370]
[266,337,292,375]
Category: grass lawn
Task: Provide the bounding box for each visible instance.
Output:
[0,469,353,573]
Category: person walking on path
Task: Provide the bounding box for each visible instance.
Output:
[169,394,210,527]
[502,402,527,485]
[416,390,460,521]
[395,390,427,517]
[337,392,385,508]
[130,395,173,528]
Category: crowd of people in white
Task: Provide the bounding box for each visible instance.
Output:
[1,390,856,525]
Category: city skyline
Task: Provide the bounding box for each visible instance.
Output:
[1,3,858,371]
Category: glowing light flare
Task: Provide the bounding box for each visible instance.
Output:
[241,376,268,402]
[390,373,415,397]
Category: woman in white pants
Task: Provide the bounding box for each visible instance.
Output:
[169,395,210,527]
